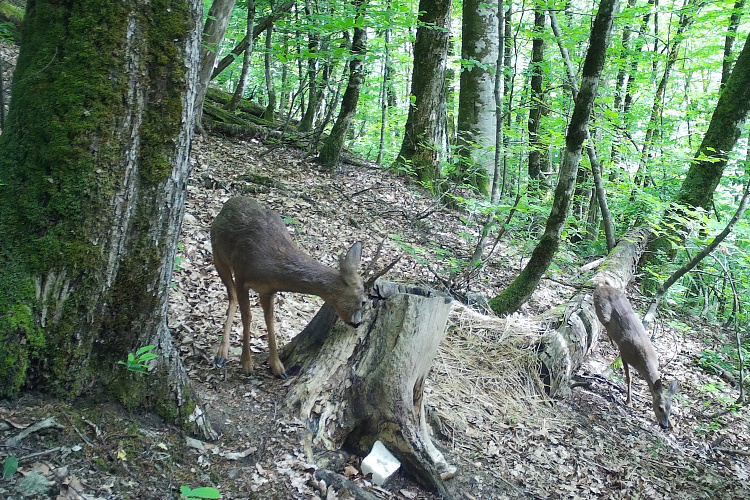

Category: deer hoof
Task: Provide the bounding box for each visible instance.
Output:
[215,356,227,367]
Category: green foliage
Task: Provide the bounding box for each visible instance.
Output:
[2,456,18,479]
[118,345,158,374]
[180,485,222,499]
[0,20,15,42]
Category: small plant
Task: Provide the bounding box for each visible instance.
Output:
[3,456,18,479]
[118,345,158,373]
[180,485,221,499]
[173,243,185,271]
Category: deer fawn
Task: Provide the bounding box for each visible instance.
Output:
[210,196,368,378]
[593,284,678,429]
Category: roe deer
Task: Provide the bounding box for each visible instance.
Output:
[593,284,678,429]
[211,196,367,377]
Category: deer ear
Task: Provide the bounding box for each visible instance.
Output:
[653,379,663,392]
[341,242,363,269]
[668,379,678,394]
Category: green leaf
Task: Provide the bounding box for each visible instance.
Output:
[3,456,18,479]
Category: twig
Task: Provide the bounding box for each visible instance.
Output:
[714,447,750,457]
[6,417,63,448]
[18,447,62,463]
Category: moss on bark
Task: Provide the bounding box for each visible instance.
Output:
[0,0,194,398]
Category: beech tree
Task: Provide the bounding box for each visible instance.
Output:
[393,0,451,186]
[490,0,619,315]
[318,0,368,169]
[0,0,214,439]
[456,0,498,193]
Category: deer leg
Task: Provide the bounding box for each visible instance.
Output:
[215,258,237,367]
[237,285,254,374]
[623,362,632,406]
[259,292,286,378]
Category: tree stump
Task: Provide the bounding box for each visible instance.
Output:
[280,280,456,498]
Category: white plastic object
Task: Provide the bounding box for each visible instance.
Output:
[360,440,401,486]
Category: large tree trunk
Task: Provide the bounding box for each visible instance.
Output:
[280,281,456,498]
[489,0,619,316]
[318,0,367,170]
[0,0,215,439]
[393,0,451,187]
[456,0,498,193]
[194,0,237,131]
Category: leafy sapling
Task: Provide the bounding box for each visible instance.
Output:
[118,345,158,374]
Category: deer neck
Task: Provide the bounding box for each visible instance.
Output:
[276,254,341,298]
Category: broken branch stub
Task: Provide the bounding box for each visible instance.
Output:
[281,280,455,498]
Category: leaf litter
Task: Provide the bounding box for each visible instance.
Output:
[0,42,749,496]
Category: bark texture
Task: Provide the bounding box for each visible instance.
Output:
[318,0,367,170]
[490,0,618,315]
[536,226,651,398]
[194,0,236,130]
[456,0,498,191]
[0,0,215,439]
[393,0,451,186]
[281,281,455,498]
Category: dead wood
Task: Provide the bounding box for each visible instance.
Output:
[534,226,651,398]
[280,280,455,498]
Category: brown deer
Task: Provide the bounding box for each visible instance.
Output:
[210,196,368,378]
[593,284,678,429]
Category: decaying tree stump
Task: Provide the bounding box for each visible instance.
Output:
[535,226,651,397]
[280,280,456,498]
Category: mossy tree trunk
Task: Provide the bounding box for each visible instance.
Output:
[392,0,451,187]
[318,0,367,170]
[644,30,750,291]
[490,0,618,316]
[0,0,215,439]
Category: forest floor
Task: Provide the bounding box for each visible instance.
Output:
[2,40,750,500]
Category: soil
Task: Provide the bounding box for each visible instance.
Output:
[1,39,749,500]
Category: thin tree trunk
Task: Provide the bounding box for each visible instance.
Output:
[636,0,702,184]
[548,8,616,251]
[490,0,619,316]
[228,0,257,112]
[721,0,746,89]
[527,7,546,187]
[318,0,368,170]
[376,24,391,166]
[210,1,295,80]
[490,0,505,203]
[262,10,276,122]
[609,0,638,166]
[194,0,236,131]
